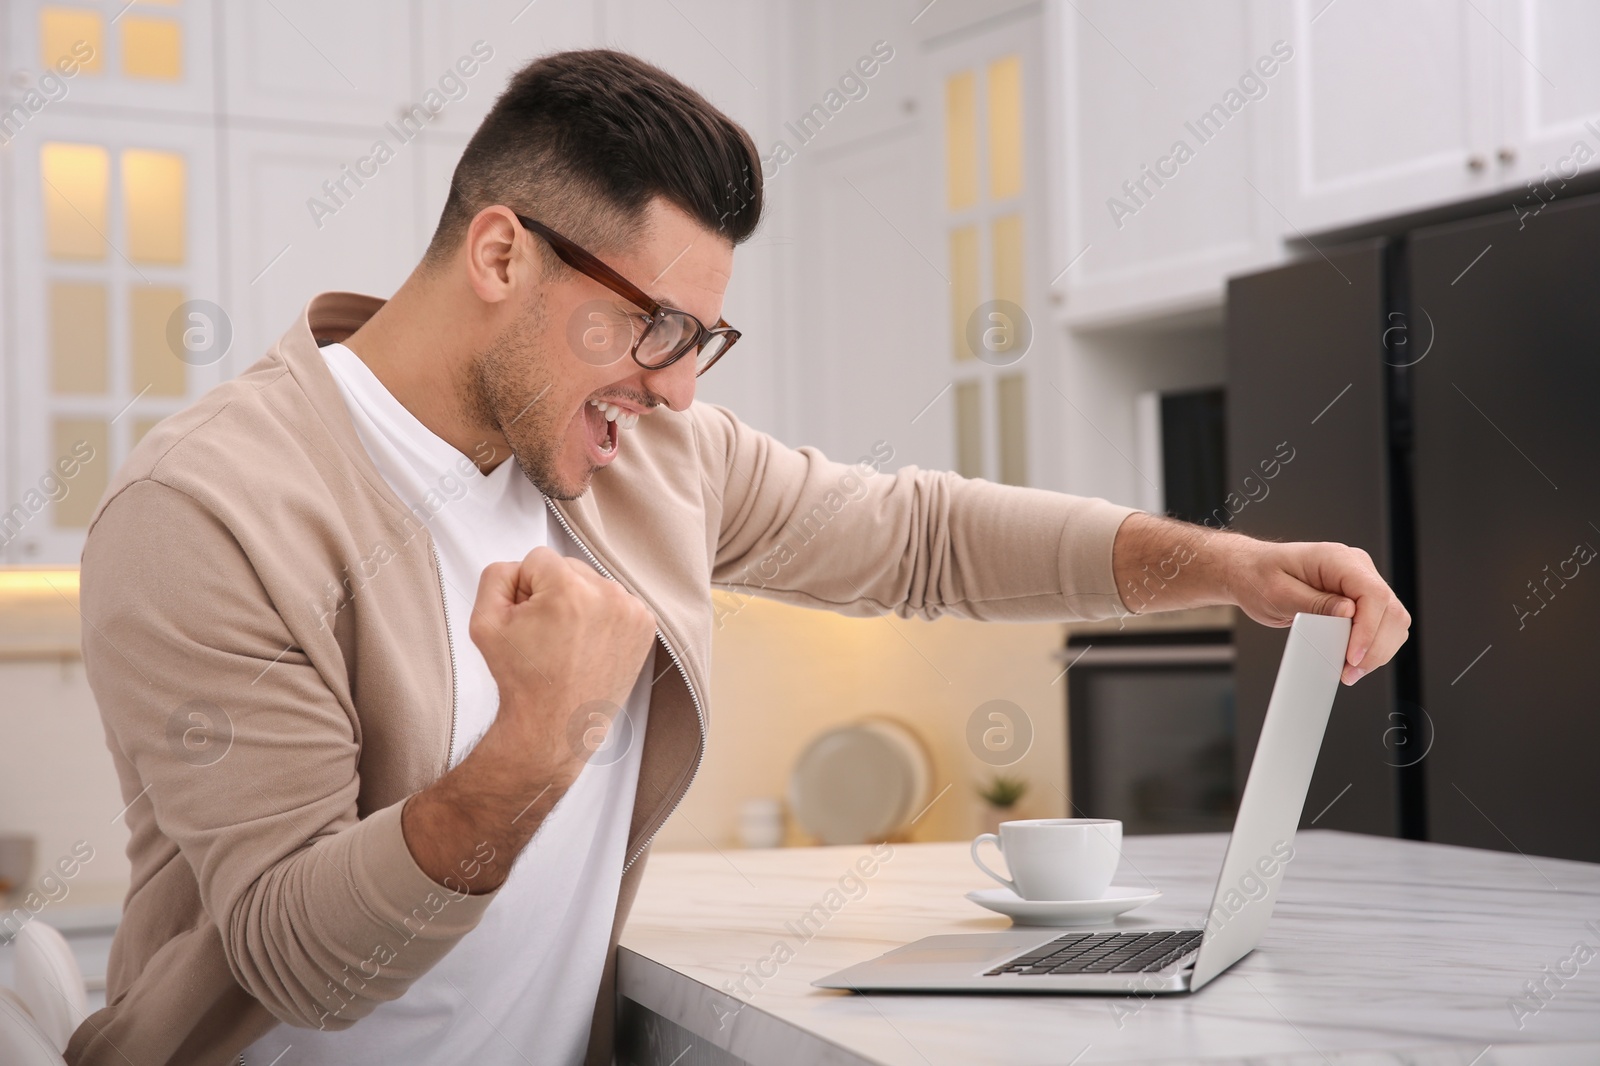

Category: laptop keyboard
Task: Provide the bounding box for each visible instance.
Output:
[984,929,1203,976]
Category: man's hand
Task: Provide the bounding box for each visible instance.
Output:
[469,546,659,775]
[1112,513,1410,686]
[1221,538,1411,686]
[402,547,657,894]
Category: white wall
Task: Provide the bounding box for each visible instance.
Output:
[659,595,1075,852]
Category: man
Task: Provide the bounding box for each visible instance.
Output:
[72,49,1408,1065]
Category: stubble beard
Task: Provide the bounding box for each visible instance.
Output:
[463,295,595,501]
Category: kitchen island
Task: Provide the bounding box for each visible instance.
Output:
[617,830,1600,1065]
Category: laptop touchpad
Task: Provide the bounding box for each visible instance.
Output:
[881,935,1039,965]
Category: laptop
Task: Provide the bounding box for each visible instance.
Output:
[814,612,1351,995]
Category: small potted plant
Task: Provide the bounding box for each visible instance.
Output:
[976,773,1029,837]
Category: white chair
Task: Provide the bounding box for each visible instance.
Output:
[12,922,86,1054]
[0,987,68,1065]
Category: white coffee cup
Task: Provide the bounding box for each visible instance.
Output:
[970,818,1122,901]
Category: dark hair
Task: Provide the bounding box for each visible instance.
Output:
[425,49,762,267]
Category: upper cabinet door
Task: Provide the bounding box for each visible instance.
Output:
[222,128,419,375]
[8,0,218,116]
[415,0,599,138]
[1493,0,1600,196]
[1277,0,1499,234]
[219,0,413,126]
[1050,0,1285,328]
[603,0,772,138]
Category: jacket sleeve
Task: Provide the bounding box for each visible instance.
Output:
[692,403,1139,622]
[79,478,497,1031]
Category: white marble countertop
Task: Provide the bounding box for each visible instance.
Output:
[618,830,1600,1065]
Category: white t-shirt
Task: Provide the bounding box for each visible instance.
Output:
[244,342,652,1065]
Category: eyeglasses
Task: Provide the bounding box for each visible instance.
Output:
[515,213,739,377]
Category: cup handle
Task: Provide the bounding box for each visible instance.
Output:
[970,833,1019,894]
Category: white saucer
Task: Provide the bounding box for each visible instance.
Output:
[965,885,1162,926]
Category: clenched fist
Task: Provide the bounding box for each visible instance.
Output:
[469,547,657,775]
[403,547,659,894]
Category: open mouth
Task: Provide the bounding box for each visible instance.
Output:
[582,398,640,465]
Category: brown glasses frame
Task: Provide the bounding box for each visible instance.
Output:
[515,213,739,376]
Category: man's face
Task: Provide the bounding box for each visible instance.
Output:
[466,198,734,499]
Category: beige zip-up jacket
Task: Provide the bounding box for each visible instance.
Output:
[68,293,1137,1065]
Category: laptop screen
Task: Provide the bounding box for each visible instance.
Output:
[1189,613,1351,990]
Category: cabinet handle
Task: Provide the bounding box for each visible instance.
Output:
[1466,154,1487,171]
[1497,146,1517,164]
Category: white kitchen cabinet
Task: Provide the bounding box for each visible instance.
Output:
[4,0,218,117]
[1272,0,1500,234]
[1276,0,1600,236]
[923,7,1067,489]
[5,113,222,564]
[786,2,1069,490]
[417,131,471,253]
[1048,0,1600,325]
[605,0,774,138]
[796,124,949,475]
[221,128,419,376]
[218,0,413,127]
[1495,0,1600,205]
[415,0,600,138]
[1047,0,1285,329]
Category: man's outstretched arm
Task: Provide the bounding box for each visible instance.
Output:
[694,402,1408,684]
[1111,512,1411,685]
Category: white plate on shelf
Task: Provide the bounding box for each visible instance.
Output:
[965,885,1162,926]
[789,719,931,845]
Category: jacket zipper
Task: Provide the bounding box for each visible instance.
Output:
[543,497,706,874]
[430,541,460,770]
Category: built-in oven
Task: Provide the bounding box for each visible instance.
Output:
[1064,629,1237,835]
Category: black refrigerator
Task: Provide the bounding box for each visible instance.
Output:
[1226,192,1600,864]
